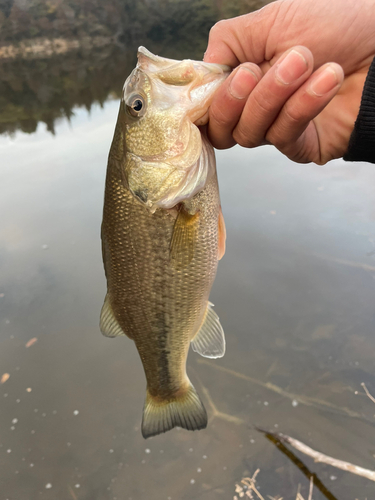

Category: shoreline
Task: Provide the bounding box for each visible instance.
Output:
[0,36,114,60]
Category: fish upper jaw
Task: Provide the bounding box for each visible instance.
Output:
[137,46,230,77]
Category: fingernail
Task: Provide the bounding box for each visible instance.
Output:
[229,67,258,99]
[309,66,339,96]
[275,50,308,85]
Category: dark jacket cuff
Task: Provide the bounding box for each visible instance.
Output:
[344,56,375,163]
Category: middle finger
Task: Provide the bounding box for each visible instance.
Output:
[233,46,314,148]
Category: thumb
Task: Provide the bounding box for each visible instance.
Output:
[203,3,280,67]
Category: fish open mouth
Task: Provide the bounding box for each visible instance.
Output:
[136,46,230,123]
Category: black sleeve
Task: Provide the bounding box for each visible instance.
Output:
[344,56,375,163]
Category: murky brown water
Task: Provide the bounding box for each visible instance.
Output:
[1,8,375,500]
[2,98,375,500]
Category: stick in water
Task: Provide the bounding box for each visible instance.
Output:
[271,431,375,482]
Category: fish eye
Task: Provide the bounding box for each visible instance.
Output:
[126,94,146,118]
[132,99,143,112]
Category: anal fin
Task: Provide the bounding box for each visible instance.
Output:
[191,302,225,358]
[100,294,129,338]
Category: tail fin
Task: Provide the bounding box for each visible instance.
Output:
[141,383,207,439]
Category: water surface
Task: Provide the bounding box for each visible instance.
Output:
[1,12,375,500]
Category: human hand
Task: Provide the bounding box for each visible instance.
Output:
[204,0,375,164]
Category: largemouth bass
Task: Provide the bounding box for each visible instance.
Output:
[100,47,229,439]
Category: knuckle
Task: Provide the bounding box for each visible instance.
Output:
[253,93,276,115]
[213,137,236,150]
[282,103,303,125]
[267,125,291,150]
[233,126,259,148]
[209,104,231,129]
[209,20,228,40]
[267,104,306,149]
[315,155,329,166]
[270,135,290,151]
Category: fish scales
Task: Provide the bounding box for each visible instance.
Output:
[103,162,219,393]
[100,47,229,438]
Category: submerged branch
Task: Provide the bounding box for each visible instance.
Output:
[264,430,375,483]
[307,477,314,500]
[235,470,266,500]
[312,254,375,273]
[200,384,245,425]
[260,430,339,500]
[361,382,375,404]
[234,470,314,500]
[68,486,78,500]
[197,360,373,424]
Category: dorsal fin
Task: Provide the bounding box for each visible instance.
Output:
[191,302,225,358]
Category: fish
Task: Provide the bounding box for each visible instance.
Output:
[100,47,230,439]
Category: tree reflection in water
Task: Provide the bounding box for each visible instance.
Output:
[0,0,269,136]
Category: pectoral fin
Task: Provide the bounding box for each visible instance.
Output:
[100,294,130,338]
[170,206,200,270]
[191,302,225,358]
[218,207,226,260]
